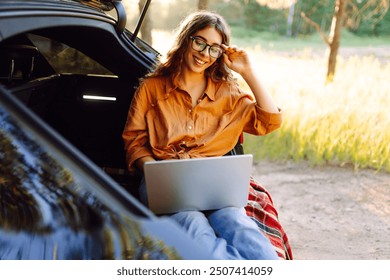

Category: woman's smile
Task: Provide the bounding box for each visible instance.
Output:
[193,55,207,66]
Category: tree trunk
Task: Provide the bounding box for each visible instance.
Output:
[198,0,209,10]
[138,0,153,45]
[286,0,296,37]
[327,0,346,83]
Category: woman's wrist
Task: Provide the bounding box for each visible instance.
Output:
[136,156,155,172]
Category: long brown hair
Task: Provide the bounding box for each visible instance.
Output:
[149,11,234,82]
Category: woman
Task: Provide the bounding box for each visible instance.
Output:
[122,11,282,260]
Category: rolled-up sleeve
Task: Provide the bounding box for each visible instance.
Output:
[236,88,282,136]
[253,104,282,134]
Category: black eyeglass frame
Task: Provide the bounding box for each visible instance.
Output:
[189,36,224,59]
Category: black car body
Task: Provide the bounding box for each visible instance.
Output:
[0,0,212,260]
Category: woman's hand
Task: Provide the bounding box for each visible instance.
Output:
[222,44,279,113]
[221,44,252,76]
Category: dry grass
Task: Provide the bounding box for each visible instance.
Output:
[243,48,390,172]
[152,30,390,172]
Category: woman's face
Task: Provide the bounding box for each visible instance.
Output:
[183,26,223,75]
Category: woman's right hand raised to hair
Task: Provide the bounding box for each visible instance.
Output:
[222,44,279,114]
[221,44,253,78]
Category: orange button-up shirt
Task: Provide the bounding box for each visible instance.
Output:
[122,76,282,172]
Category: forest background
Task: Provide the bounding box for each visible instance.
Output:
[124,0,390,173]
[120,0,390,260]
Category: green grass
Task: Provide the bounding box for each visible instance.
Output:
[241,50,390,172]
[231,26,327,52]
[231,26,390,51]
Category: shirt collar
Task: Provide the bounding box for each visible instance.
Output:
[166,75,178,95]
[204,76,217,101]
[167,75,217,101]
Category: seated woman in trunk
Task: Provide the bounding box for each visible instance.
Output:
[123,11,284,260]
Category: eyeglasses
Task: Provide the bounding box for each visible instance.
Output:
[189,36,223,59]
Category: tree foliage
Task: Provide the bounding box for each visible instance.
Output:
[298,0,389,82]
[208,0,389,82]
[208,0,390,36]
[138,0,389,37]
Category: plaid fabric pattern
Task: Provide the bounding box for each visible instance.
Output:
[246,177,293,260]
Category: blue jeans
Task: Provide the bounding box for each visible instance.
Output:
[139,177,278,260]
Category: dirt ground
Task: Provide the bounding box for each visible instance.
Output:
[251,160,390,260]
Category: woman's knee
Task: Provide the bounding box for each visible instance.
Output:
[170,211,211,232]
[207,207,255,228]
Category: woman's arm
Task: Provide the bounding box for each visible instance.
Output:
[122,81,155,173]
[222,44,279,113]
[135,156,156,173]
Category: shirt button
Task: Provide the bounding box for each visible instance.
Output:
[188,109,192,113]
[188,125,193,130]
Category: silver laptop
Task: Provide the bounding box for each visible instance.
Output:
[144,154,253,214]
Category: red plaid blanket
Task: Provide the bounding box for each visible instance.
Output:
[246,177,293,260]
